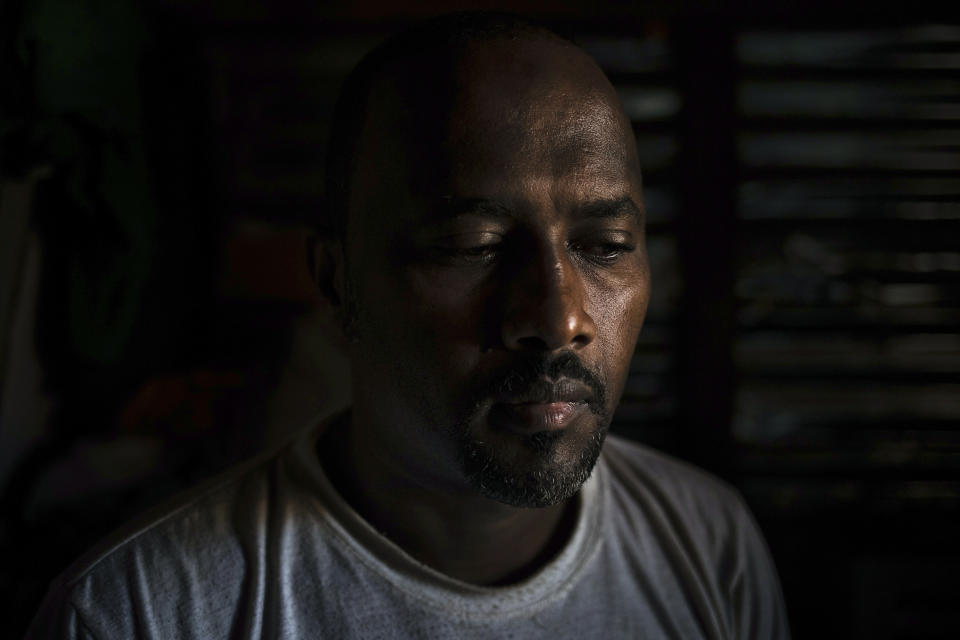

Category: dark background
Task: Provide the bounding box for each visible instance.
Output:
[2,1,958,637]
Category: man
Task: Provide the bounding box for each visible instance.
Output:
[27,12,789,639]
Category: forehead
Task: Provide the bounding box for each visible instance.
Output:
[350,37,641,226]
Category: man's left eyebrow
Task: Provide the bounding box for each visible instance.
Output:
[573,197,644,225]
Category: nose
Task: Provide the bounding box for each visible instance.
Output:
[500,244,597,352]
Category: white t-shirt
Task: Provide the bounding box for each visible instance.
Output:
[26,418,789,639]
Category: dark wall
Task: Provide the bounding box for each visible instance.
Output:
[2,1,958,637]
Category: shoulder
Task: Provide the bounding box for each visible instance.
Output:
[66,446,282,586]
[26,444,293,639]
[601,434,747,517]
[599,435,791,639]
[599,434,761,572]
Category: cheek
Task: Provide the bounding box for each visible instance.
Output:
[349,268,488,427]
[405,269,491,338]
[361,267,487,376]
[590,274,650,396]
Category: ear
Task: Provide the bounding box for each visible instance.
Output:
[307,233,347,319]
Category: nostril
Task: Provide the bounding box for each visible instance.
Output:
[516,335,550,351]
[501,295,597,352]
[499,255,597,351]
[571,332,592,348]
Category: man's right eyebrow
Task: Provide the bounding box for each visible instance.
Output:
[427,197,514,222]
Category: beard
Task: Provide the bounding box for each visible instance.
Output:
[449,351,611,508]
[455,424,609,508]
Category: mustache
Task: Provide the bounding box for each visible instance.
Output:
[468,351,608,417]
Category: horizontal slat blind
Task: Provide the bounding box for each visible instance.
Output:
[734,25,960,482]
[732,25,960,639]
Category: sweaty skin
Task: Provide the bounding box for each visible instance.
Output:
[316,36,650,585]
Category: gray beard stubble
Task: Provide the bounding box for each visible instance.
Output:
[455,422,609,508]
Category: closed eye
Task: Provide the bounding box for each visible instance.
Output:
[427,232,503,265]
[569,236,636,265]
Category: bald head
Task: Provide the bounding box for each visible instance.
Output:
[324,12,641,236]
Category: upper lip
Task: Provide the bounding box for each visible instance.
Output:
[495,378,593,405]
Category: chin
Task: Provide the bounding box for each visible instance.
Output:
[454,417,610,508]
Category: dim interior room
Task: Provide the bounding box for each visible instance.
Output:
[1,0,958,637]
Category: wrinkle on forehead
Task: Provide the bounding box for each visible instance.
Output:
[445,45,637,184]
[351,36,641,225]
[443,92,637,198]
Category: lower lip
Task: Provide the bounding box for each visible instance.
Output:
[490,401,587,431]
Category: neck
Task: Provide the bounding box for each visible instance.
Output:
[318,412,579,585]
